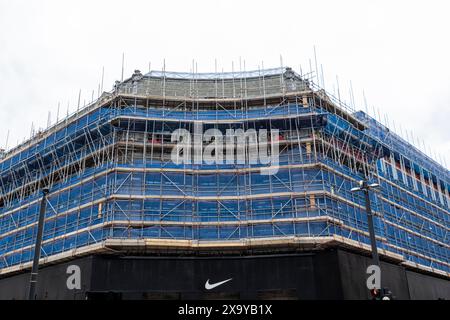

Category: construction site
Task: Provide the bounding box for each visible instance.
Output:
[0,66,449,300]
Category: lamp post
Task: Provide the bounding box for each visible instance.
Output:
[28,188,50,300]
[351,179,395,300]
[351,180,380,268]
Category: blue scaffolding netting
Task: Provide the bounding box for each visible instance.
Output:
[0,68,448,276]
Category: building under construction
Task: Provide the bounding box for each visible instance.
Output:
[0,67,449,299]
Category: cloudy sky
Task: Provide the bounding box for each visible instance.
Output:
[0,0,449,167]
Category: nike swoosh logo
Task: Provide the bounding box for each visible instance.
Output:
[205,278,233,290]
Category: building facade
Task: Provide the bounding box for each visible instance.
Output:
[0,67,449,298]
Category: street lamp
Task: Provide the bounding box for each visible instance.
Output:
[28,188,50,300]
[350,180,380,268]
[352,179,395,300]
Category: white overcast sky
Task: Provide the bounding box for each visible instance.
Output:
[0,0,449,167]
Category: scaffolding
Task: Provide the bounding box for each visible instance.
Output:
[0,67,448,277]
